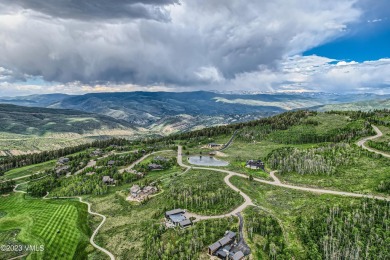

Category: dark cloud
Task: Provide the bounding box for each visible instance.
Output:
[0,0,367,88]
[0,0,178,21]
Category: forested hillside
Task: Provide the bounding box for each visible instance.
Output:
[0,104,134,135]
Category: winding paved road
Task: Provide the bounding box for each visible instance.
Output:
[118,150,173,173]
[357,125,390,158]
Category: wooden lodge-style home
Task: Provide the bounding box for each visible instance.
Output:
[245,159,265,170]
[208,231,245,260]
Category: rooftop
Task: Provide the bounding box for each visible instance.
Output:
[231,251,244,260]
[165,208,185,216]
[169,213,186,223]
[179,219,192,227]
[130,185,140,193]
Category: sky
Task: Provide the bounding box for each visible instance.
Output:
[0,0,389,96]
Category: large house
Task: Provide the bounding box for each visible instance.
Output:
[130,184,141,197]
[246,160,265,170]
[208,231,245,260]
[129,185,157,201]
[165,209,193,228]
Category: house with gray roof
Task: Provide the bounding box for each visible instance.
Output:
[130,185,141,197]
[102,176,115,184]
[148,163,163,170]
[208,231,242,257]
[230,251,245,260]
[165,209,192,228]
[107,160,115,167]
[57,157,69,164]
[246,159,265,170]
[179,219,192,228]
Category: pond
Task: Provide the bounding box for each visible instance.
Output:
[188,156,229,167]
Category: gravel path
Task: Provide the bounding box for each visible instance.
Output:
[269,170,281,184]
[357,125,390,158]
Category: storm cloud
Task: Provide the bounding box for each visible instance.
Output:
[0,0,388,95]
[0,0,177,21]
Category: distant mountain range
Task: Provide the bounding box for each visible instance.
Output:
[1,91,389,135]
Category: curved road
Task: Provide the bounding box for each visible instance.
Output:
[119,150,172,173]
[357,125,390,158]
[269,170,281,184]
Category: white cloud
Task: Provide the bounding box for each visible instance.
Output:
[224,55,390,93]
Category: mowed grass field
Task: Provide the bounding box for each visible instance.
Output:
[0,193,92,259]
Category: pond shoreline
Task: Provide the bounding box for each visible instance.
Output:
[187,155,229,166]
